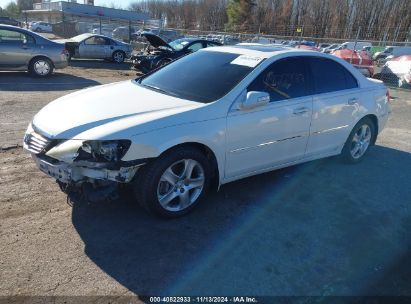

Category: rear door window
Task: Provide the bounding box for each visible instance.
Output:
[308,57,358,94]
[0,29,34,44]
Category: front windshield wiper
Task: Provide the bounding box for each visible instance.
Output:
[140,83,179,98]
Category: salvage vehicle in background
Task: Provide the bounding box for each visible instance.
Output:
[322,43,340,53]
[0,25,68,77]
[57,33,132,63]
[131,33,221,73]
[0,16,20,26]
[112,26,138,42]
[336,41,372,51]
[374,46,411,60]
[333,48,374,77]
[30,21,53,33]
[92,25,114,38]
[24,45,390,218]
[380,55,411,88]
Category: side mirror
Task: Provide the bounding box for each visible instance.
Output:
[240,91,270,110]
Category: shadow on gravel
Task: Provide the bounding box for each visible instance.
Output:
[69,59,131,70]
[71,146,411,296]
[0,72,101,91]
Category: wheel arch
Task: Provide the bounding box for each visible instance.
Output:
[157,142,221,189]
[29,55,55,69]
[361,114,379,145]
[112,49,126,59]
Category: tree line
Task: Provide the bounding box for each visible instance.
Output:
[130,0,411,42]
[1,0,410,42]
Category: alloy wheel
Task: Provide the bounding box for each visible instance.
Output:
[350,124,372,159]
[157,159,205,212]
[113,52,124,63]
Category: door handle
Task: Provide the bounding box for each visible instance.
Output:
[293,107,309,115]
[348,97,358,105]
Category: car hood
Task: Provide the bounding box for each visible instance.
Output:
[142,33,173,49]
[32,80,204,140]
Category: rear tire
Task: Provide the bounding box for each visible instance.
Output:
[133,147,211,218]
[29,57,54,77]
[341,118,376,163]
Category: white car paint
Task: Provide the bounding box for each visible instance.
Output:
[24,46,390,187]
[337,41,372,51]
[30,22,53,33]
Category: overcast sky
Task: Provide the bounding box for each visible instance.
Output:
[0,0,136,9]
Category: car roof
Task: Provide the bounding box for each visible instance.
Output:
[202,43,316,58]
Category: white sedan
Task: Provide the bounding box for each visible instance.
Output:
[24,45,391,217]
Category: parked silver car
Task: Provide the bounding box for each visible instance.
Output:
[0,25,69,77]
[58,33,133,63]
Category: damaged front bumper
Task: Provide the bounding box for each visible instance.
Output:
[32,154,143,184]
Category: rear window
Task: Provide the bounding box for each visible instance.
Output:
[138,51,261,103]
[308,57,358,94]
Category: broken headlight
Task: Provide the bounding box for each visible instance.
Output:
[78,140,131,162]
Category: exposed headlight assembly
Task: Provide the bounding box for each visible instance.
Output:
[78,140,131,162]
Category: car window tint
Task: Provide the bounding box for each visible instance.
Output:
[309,57,358,94]
[0,29,33,44]
[187,42,203,52]
[85,37,107,45]
[247,57,309,102]
[140,51,258,103]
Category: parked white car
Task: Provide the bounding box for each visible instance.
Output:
[23,45,391,217]
[380,55,411,88]
[336,41,372,51]
[92,25,114,38]
[374,46,411,61]
[30,21,53,33]
[57,33,132,63]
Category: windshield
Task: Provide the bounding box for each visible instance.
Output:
[70,34,93,42]
[169,38,192,51]
[138,51,260,103]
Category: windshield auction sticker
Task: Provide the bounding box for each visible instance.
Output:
[231,55,264,67]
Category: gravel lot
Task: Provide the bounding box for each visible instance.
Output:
[1,61,411,298]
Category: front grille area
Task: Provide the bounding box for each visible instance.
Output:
[24,131,51,154]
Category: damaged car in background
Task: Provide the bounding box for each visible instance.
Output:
[57,33,132,63]
[131,33,221,73]
[24,45,390,218]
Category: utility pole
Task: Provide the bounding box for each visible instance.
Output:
[350,26,361,64]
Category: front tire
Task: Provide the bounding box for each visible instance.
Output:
[133,147,211,218]
[112,51,125,63]
[29,57,54,77]
[341,118,376,163]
